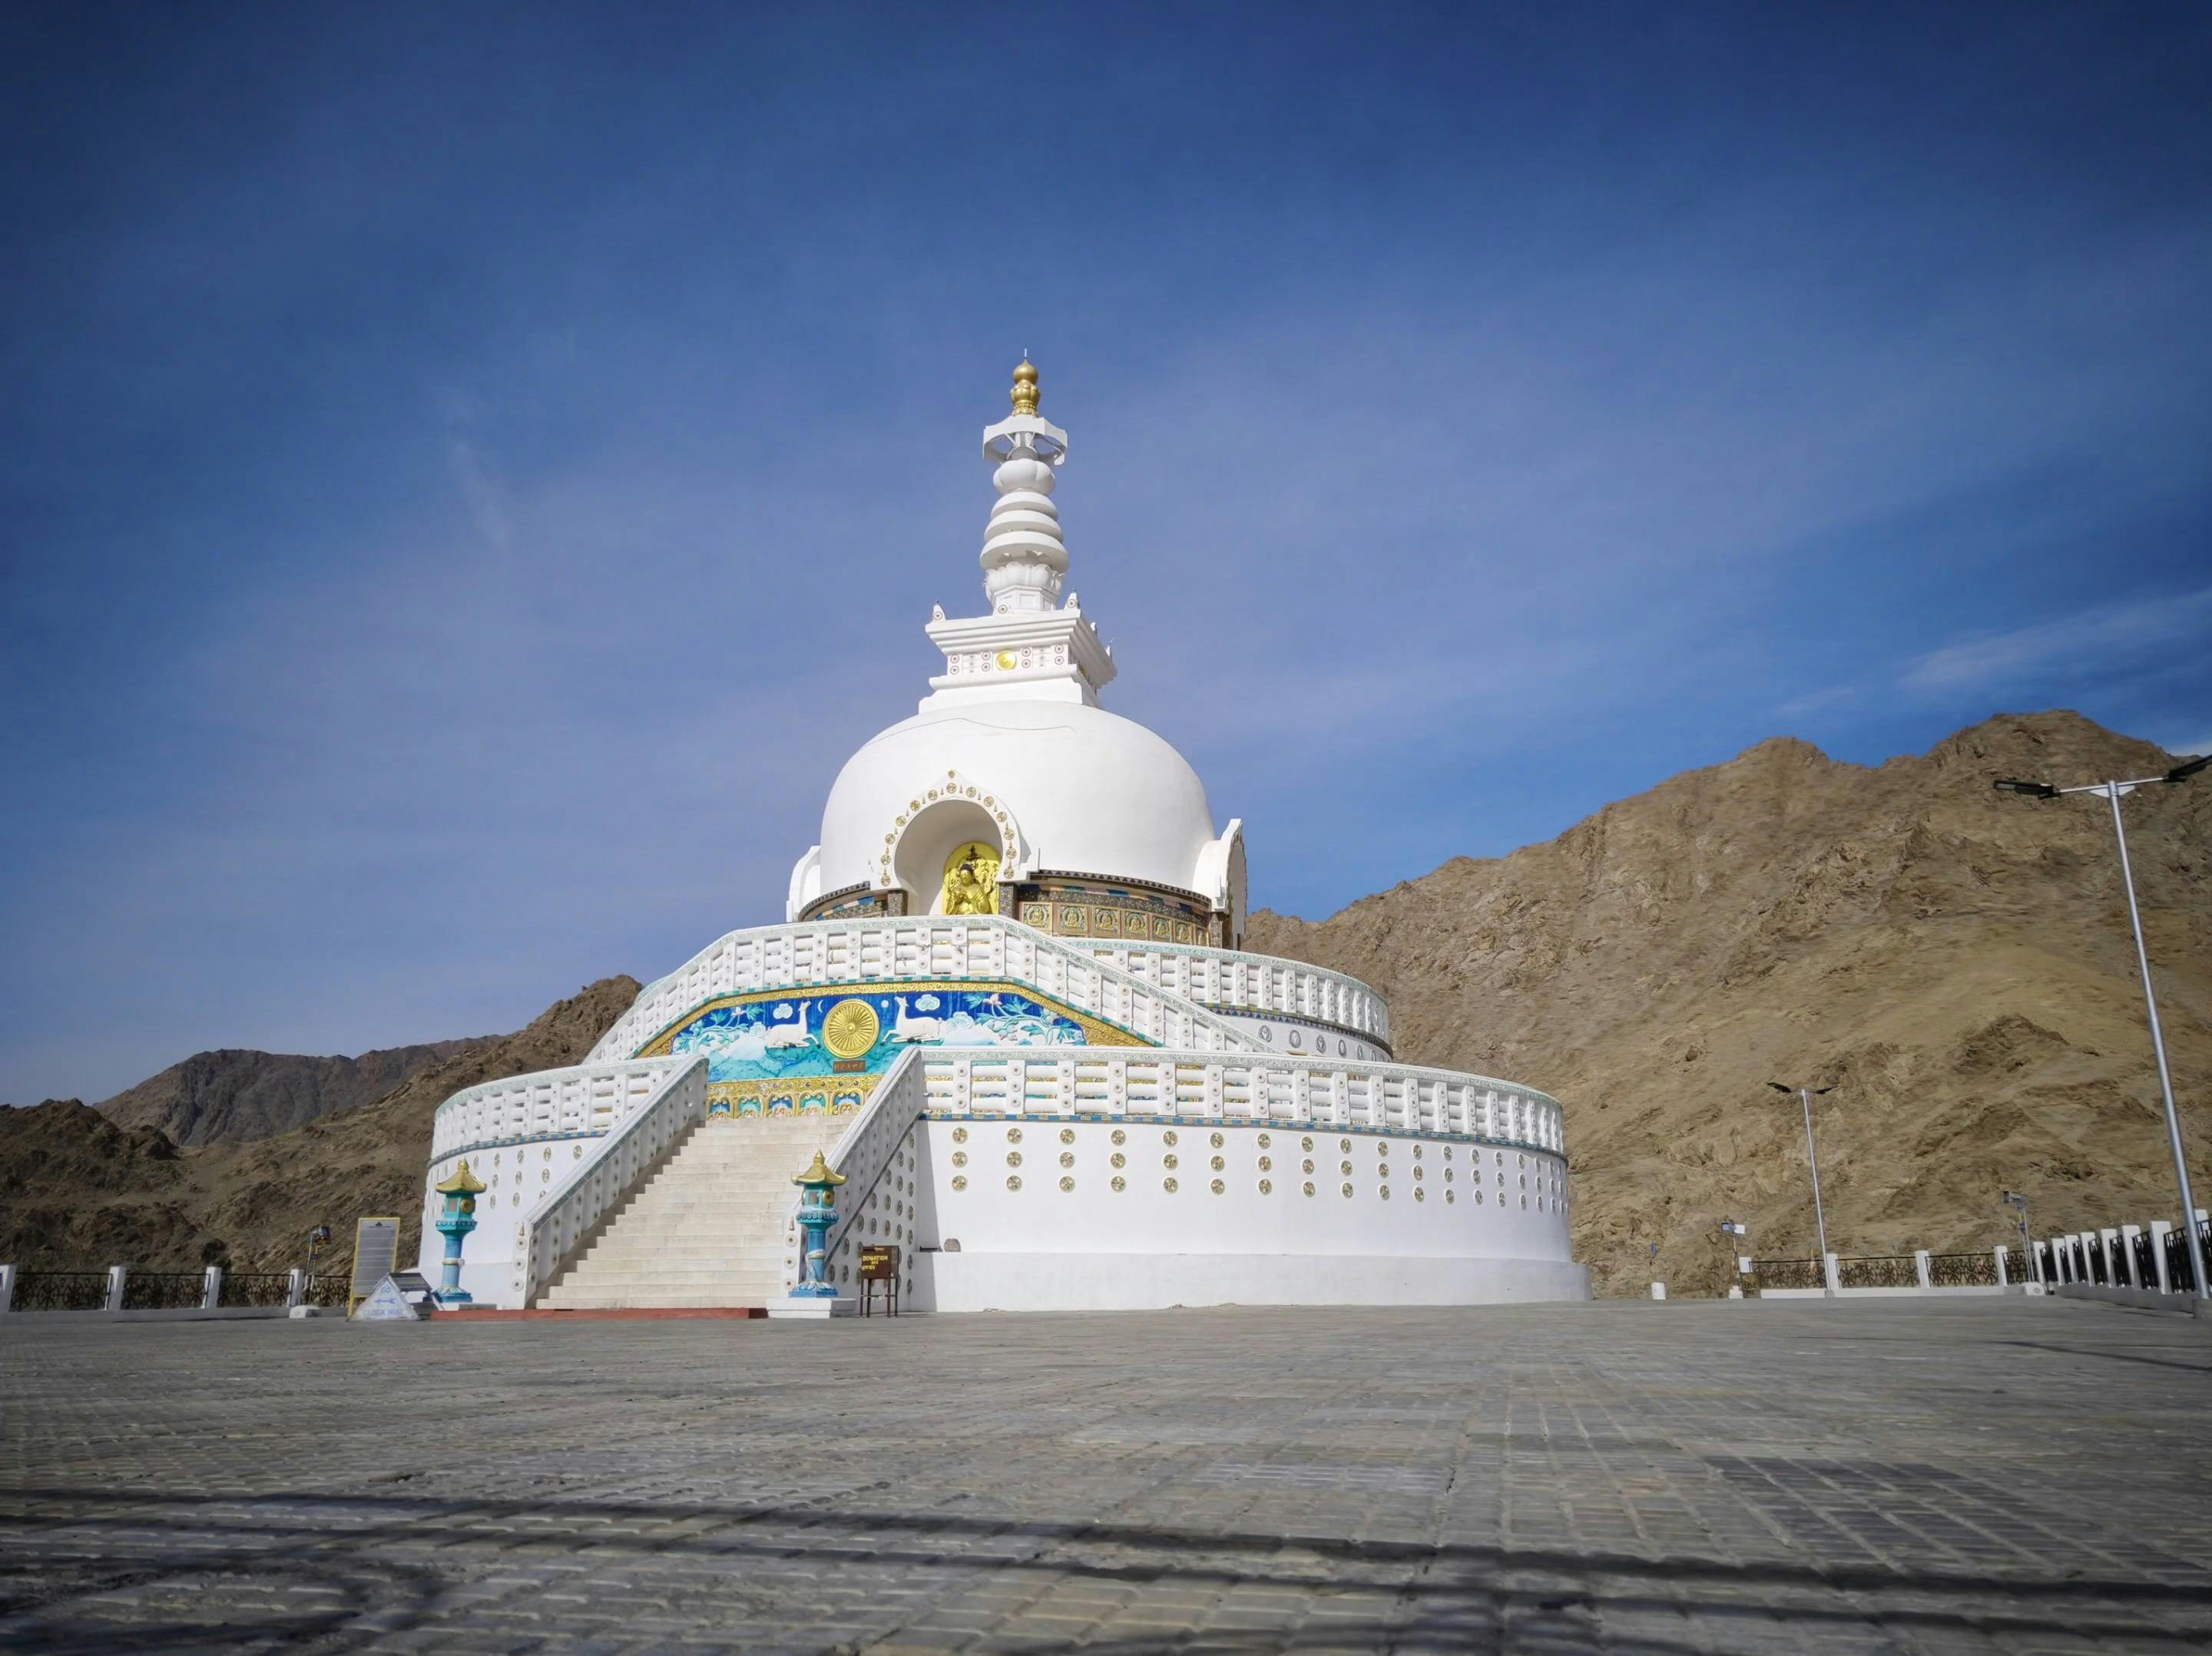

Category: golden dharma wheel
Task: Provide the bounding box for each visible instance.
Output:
[822,997,881,1061]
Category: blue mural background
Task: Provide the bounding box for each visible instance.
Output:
[669,987,1088,1087]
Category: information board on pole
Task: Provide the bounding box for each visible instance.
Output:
[348,1217,402,1315]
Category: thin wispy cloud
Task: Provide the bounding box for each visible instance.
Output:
[1903,588,2212,694]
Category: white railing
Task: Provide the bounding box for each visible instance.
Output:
[1079,941,1389,1046]
[777,1047,932,1296]
[510,1058,707,1307]
[431,1059,694,1161]
[906,1048,1562,1153]
[584,916,1260,1065]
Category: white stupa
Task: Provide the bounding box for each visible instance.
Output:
[418,362,1588,1312]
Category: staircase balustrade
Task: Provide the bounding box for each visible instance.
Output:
[508,1058,707,1308]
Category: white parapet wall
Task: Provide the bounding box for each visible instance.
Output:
[581,916,1384,1065]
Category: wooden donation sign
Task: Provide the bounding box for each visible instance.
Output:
[859,1244,900,1279]
[859,1244,901,1316]
[348,1216,402,1316]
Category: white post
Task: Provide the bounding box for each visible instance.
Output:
[1650,1281,1667,1300]
[0,1264,14,1313]
[200,1266,223,1311]
[1914,1250,1932,1290]
[287,1268,306,1308]
[1994,1245,2009,1287]
[104,1266,127,1312]
[2150,1220,2174,1293]
[1823,1252,1843,1294]
[2104,1227,2131,1288]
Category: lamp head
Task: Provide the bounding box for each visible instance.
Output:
[1992,778,2059,798]
[2167,753,2210,783]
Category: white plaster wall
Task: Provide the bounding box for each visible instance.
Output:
[812,1117,1578,1310]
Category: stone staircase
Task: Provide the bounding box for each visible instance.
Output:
[537,1115,837,1310]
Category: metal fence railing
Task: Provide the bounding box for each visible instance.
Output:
[118,1272,205,1311]
[1750,1257,1824,1291]
[217,1272,294,1309]
[1835,1255,1919,1290]
[1929,1252,1999,1288]
[11,1272,111,1312]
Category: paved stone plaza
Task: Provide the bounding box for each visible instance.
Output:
[1,1298,2207,1654]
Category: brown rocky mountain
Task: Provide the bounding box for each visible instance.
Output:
[0,978,638,1278]
[97,1038,493,1146]
[1248,710,2211,1297]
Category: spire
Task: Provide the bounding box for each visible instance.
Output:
[977,357,1070,615]
[919,360,1112,710]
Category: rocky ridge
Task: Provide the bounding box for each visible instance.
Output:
[0,977,640,1277]
[1247,710,2212,1296]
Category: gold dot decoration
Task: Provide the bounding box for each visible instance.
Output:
[1163,1131,1179,1147]
[1209,1132,1224,1148]
[1339,1161,1353,1176]
[1059,1128,1075,1144]
[1007,1128,1023,1144]
[1111,1176,1127,1193]
[952,1151,968,1167]
[1059,1176,1075,1193]
[1445,1167,1454,1182]
[1006,1151,1022,1167]
[952,1128,969,1144]
[1380,1186,1392,1201]
[1164,1177,1179,1194]
[1412,1166,1423,1181]
[1412,1144,1424,1161]
[1257,1156,1273,1172]
[1341,1183,1354,1198]
[1111,1129,1126,1145]
[1162,1153,1179,1171]
[1209,1156,1224,1172]
[1303,1181,1316,1197]
[1339,1139,1351,1154]
[1301,1136,1315,1152]
[1416,1186,1427,1201]
[1210,1179,1225,1195]
[952,1175,968,1191]
[1007,1175,1022,1191]
[1110,1152,1126,1169]
[1447,1189,1457,1204]
[1259,1178,1273,1194]
[1258,1132,1273,1149]
[1302,1159,1315,1174]
[1058,1151,1074,1168]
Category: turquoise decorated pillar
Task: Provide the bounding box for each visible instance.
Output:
[432,1160,485,1307]
[789,1150,847,1298]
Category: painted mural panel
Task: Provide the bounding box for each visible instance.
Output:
[638,982,1128,1118]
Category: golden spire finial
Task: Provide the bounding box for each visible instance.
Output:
[1010,356,1039,416]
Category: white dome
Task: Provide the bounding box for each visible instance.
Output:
[816,699,1219,906]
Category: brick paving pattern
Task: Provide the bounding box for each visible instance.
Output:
[1,1297,2207,1652]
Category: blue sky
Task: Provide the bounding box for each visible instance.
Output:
[2,3,2207,1102]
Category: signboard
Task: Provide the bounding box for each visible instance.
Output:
[353,1274,426,1322]
[859,1245,900,1280]
[348,1217,402,1315]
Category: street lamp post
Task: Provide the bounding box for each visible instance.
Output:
[1995,753,2210,1300]
[2002,1190,2032,1281]
[1767,1081,1836,1294]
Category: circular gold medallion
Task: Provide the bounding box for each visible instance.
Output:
[822,998,880,1060]
[995,650,1017,670]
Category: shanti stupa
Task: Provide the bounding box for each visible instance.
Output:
[417,363,1588,1311]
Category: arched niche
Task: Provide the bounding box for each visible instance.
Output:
[882,774,1025,916]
